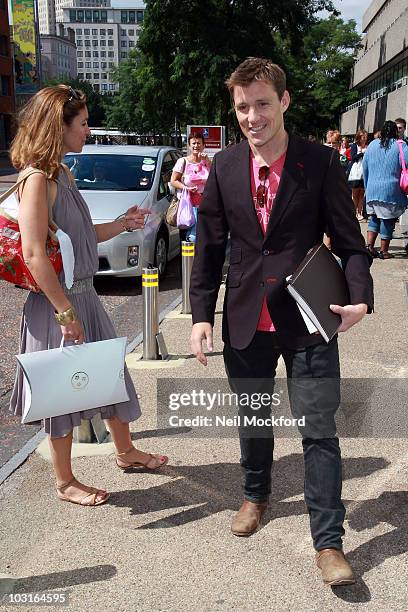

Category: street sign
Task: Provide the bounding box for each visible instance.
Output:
[187,125,225,157]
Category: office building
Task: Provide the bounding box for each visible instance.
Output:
[39,0,111,35]
[0,0,15,150]
[41,26,77,82]
[62,4,145,93]
[341,0,408,135]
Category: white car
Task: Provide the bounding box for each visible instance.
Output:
[64,145,182,278]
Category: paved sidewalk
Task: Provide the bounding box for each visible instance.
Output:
[0,248,407,611]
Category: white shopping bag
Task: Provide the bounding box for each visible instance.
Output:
[17,338,129,424]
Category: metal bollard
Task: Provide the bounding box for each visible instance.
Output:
[181,241,195,314]
[142,266,159,359]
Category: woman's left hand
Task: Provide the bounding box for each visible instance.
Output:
[124,205,152,230]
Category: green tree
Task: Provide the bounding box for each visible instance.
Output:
[106,0,337,138]
[299,16,361,134]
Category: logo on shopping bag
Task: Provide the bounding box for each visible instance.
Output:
[71,371,89,390]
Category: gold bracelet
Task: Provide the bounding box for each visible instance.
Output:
[55,306,77,325]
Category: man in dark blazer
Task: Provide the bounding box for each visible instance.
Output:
[190,58,374,586]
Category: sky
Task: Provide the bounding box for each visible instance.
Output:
[323,0,374,32]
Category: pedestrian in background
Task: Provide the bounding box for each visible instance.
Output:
[395,117,408,144]
[9,85,168,507]
[363,120,408,259]
[348,129,369,221]
[170,131,211,242]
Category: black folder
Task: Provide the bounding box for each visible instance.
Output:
[286,243,350,343]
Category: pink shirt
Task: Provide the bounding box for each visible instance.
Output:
[173,157,210,206]
[250,152,286,332]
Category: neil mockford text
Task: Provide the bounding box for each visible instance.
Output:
[166,390,305,429]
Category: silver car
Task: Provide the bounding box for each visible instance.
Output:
[64,145,182,277]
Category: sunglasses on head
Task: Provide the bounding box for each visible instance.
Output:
[256,165,270,208]
[66,87,80,103]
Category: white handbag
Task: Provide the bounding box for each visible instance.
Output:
[348,158,364,182]
[17,338,129,424]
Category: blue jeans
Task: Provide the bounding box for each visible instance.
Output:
[186,207,198,242]
[223,332,345,550]
[367,214,397,240]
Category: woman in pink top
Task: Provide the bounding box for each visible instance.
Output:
[170,132,211,242]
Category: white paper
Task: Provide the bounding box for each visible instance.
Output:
[55,228,75,289]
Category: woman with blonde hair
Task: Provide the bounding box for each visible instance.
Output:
[10,85,168,506]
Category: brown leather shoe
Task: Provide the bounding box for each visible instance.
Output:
[231,500,267,537]
[316,549,356,586]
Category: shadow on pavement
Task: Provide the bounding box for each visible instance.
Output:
[0,564,117,594]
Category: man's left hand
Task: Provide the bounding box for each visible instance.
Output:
[330,303,368,332]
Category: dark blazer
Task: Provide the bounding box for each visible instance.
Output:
[190,134,374,350]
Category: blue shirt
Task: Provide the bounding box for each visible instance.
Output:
[363,138,408,206]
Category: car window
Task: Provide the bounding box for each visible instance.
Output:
[63,154,158,191]
[157,152,174,199]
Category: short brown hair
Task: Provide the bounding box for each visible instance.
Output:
[10,84,87,178]
[395,117,406,129]
[188,131,204,144]
[225,57,286,100]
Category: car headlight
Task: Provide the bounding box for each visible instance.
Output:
[127,246,139,267]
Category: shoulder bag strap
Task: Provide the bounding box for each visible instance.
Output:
[397,140,407,172]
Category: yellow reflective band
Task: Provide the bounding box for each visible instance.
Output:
[142,274,159,280]
[182,252,195,257]
[142,281,159,287]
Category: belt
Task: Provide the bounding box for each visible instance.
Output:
[63,277,93,295]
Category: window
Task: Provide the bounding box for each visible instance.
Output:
[121,29,126,36]
[77,51,83,57]
[92,39,98,47]
[78,61,84,68]
[129,41,134,47]
[76,28,82,35]
[100,39,106,46]
[121,11,128,23]
[109,84,116,91]
[101,51,107,57]
[85,61,91,68]
[128,29,134,36]
[100,29,106,35]
[84,28,90,35]
[86,73,92,79]
[93,62,99,68]
[101,73,107,79]
[69,10,76,22]
[93,51,99,57]
[78,73,84,79]
[93,10,100,22]
[107,29,113,35]
[101,62,107,69]
[85,10,92,21]
[121,52,127,58]
[108,40,113,47]
[101,10,107,21]
[101,83,108,91]
[77,40,83,46]
[109,62,114,68]
[108,51,114,57]
[93,73,99,79]
[121,40,127,47]
[137,10,144,23]
[64,154,157,191]
[92,29,97,35]
[129,11,135,24]
[85,40,91,46]
[85,51,91,57]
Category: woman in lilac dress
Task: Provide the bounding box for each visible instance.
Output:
[10,85,168,506]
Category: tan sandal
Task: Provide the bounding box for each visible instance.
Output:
[56,477,109,506]
[115,447,168,471]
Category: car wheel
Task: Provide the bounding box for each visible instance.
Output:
[154,233,168,278]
